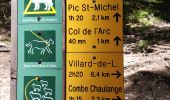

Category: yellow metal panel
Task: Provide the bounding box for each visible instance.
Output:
[66,0,123,52]
[66,0,124,99]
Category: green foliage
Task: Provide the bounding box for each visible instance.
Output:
[124,0,170,44]
[0,1,11,29]
[138,40,148,48]
[124,0,166,27]
[130,10,150,24]
[137,40,148,53]
[131,10,162,26]
[0,36,10,42]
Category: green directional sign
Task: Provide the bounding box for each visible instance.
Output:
[24,31,56,62]
[18,0,62,24]
[24,76,55,100]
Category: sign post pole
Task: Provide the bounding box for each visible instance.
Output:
[11,0,18,99]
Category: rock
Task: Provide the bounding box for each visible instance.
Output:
[0,65,3,68]
[0,43,6,47]
[164,57,170,61]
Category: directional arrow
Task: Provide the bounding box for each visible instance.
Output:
[112,96,122,100]
[112,71,121,78]
[114,36,121,46]
[114,12,121,22]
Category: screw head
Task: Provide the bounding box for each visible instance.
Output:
[93,56,96,60]
[38,59,42,64]
[37,32,43,36]
[35,76,41,81]
[37,16,41,21]
[92,45,96,49]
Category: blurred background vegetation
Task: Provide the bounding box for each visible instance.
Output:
[0,0,10,42]
[0,0,10,30]
[123,0,170,53]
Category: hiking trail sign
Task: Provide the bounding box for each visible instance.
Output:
[17,0,63,100]
[18,0,62,24]
[66,0,124,100]
[18,24,62,68]
[25,31,56,63]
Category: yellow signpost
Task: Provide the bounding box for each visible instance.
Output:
[66,0,124,100]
